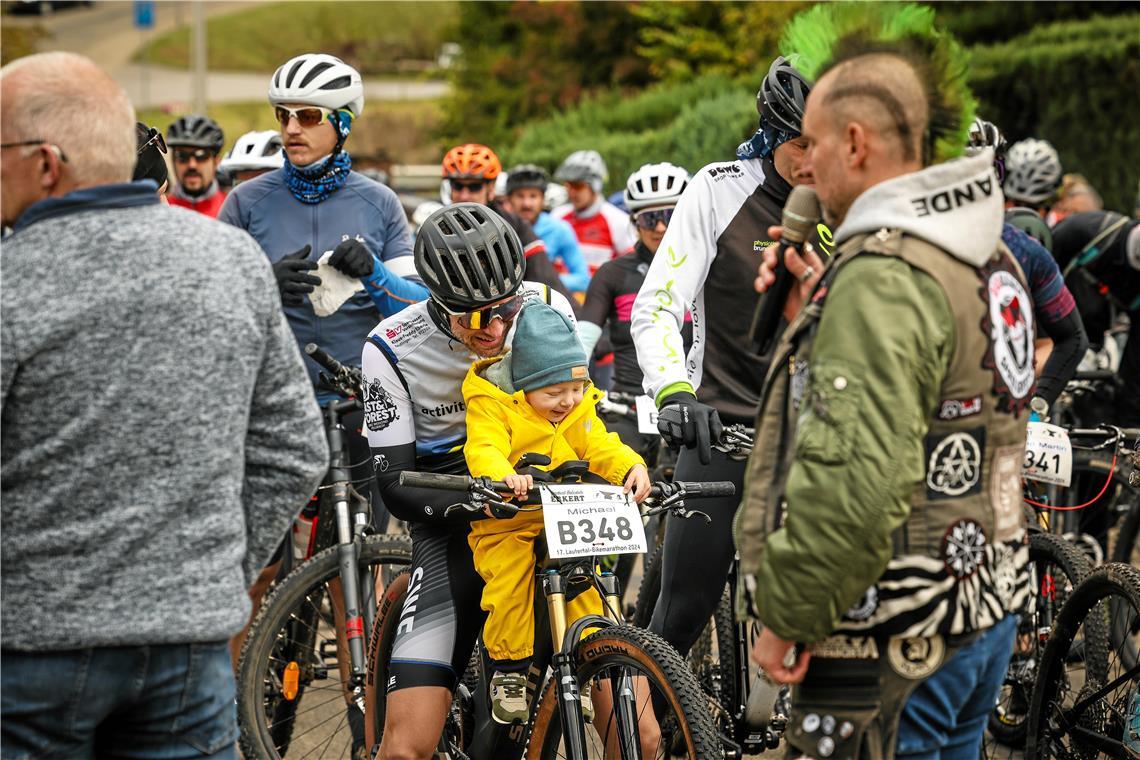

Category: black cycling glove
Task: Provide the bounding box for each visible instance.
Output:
[272,245,321,306]
[656,391,724,465]
[329,238,375,279]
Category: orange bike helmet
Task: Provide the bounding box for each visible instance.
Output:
[441,143,502,181]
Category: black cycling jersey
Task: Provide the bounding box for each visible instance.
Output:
[580,242,693,396]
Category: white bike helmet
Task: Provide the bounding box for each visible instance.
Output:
[624,162,691,212]
[219,130,284,173]
[1004,138,1062,206]
[554,150,608,193]
[268,53,364,117]
[544,182,569,211]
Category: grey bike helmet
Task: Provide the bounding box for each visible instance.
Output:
[1004,138,1062,206]
[505,164,550,195]
[554,150,608,192]
[414,203,526,312]
[757,56,811,135]
[1005,207,1054,253]
[165,114,225,152]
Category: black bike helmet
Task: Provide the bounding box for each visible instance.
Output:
[756,56,811,135]
[165,114,225,152]
[1005,207,1054,253]
[414,203,526,312]
[132,122,168,189]
[505,164,549,195]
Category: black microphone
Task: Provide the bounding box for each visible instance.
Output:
[750,186,822,355]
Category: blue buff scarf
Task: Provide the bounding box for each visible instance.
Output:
[736,117,795,161]
[283,110,354,204]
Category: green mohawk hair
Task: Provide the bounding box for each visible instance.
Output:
[780,2,976,164]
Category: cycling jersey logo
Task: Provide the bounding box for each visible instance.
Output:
[982,268,1035,412]
[925,429,984,499]
[385,314,431,348]
[364,378,399,431]
[708,163,744,182]
[396,567,424,636]
[941,518,987,579]
[843,586,878,622]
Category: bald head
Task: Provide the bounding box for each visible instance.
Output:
[817,53,928,164]
[1,52,136,186]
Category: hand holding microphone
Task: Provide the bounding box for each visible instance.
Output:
[750,186,823,354]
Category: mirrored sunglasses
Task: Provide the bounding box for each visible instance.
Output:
[137,128,167,156]
[439,295,525,330]
[274,105,333,128]
[634,207,674,230]
[173,148,214,163]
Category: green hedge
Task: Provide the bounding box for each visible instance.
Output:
[969,13,1140,213]
[506,75,757,193]
[508,13,1139,212]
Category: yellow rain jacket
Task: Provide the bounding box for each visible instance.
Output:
[463,358,645,662]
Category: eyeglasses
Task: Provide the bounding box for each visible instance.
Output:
[450,180,489,193]
[173,148,214,164]
[0,139,69,163]
[138,128,167,156]
[634,207,674,230]
[438,294,524,330]
[274,105,334,128]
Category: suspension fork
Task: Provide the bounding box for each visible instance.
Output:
[546,571,589,758]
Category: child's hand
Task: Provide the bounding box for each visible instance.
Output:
[503,473,533,501]
[623,464,651,504]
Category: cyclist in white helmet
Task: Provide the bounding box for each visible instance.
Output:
[552,149,636,274]
[219,53,428,755]
[218,129,283,186]
[1003,137,1063,215]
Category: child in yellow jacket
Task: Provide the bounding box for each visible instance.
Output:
[463,300,650,724]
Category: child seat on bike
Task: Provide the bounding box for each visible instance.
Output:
[462,301,651,723]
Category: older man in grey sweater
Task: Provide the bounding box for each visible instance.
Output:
[1,53,328,759]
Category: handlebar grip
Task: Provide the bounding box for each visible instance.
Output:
[399,471,474,491]
[676,481,737,498]
[305,343,348,375]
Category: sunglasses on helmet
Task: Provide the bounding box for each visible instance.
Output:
[633,207,675,230]
[137,128,167,156]
[274,105,334,129]
[438,294,524,330]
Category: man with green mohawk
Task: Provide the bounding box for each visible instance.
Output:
[735,3,1032,757]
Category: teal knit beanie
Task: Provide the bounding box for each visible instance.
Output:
[510,301,589,392]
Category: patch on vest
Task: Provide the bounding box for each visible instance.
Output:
[812,635,880,660]
[942,518,987,579]
[925,428,984,499]
[843,586,879,621]
[980,267,1035,413]
[991,445,1025,542]
[886,635,945,679]
[364,378,399,431]
[936,395,983,421]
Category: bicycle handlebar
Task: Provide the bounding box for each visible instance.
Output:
[398,471,735,502]
[305,343,347,375]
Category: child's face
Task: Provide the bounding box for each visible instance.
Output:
[525,381,587,424]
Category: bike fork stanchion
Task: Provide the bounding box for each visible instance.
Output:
[597,572,642,759]
[327,412,368,698]
[546,572,589,758]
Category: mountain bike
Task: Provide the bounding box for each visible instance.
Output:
[1027,562,1140,759]
[365,466,727,759]
[631,424,786,758]
[237,344,412,759]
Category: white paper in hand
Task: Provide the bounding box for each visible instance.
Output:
[309,250,364,317]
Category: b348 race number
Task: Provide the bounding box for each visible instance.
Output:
[541,484,647,558]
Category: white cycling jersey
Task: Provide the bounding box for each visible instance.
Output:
[362,282,577,460]
[631,157,823,422]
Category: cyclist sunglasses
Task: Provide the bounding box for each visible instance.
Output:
[439,294,525,330]
[634,207,674,230]
[173,148,215,163]
[450,180,489,193]
[274,105,334,128]
[137,128,167,156]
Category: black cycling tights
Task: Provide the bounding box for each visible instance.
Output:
[648,446,745,658]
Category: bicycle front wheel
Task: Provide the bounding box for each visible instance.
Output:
[1027,562,1138,760]
[237,534,412,759]
[527,624,720,759]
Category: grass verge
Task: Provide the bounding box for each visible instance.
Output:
[134,1,457,76]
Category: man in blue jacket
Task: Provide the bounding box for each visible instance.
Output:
[505,163,590,294]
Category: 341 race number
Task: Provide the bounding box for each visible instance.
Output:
[541,484,647,558]
[1023,421,1073,487]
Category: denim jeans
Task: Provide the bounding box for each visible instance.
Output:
[896,614,1018,759]
[1,641,237,760]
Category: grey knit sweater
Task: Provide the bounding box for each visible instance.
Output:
[1,184,329,650]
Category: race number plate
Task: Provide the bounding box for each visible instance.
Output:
[541,484,647,558]
[636,395,659,435]
[1023,421,1073,487]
